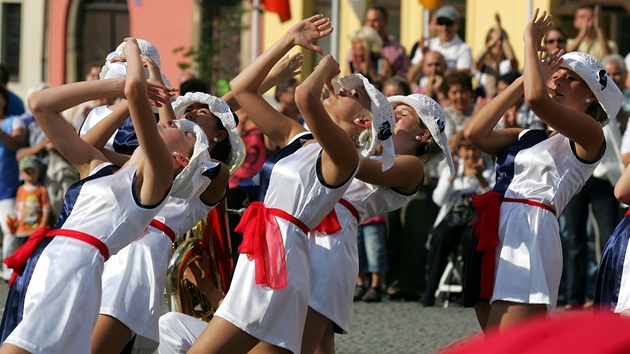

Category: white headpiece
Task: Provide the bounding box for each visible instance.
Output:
[387,94,455,177]
[560,52,623,126]
[170,119,219,199]
[332,74,396,171]
[99,39,171,86]
[172,92,245,174]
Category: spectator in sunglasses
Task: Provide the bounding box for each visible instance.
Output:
[543,27,567,54]
[409,5,472,73]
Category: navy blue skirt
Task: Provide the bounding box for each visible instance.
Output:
[594,215,630,312]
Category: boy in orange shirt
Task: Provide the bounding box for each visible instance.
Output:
[6,155,50,240]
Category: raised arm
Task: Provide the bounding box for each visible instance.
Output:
[122,38,174,205]
[615,165,630,205]
[28,79,125,177]
[356,154,424,194]
[295,55,358,186]
[137,55,179,124]
[523,10,604,161]
[0,123,25,152]
[463,76,524,156]
[473,29,500,72]
[230,15,332,148]
[80,100,133,167]
[222,53,304,112]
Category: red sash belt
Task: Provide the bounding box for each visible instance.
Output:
[312,208,342,234]
[3,226,110,286]
[625,208,630,217]
[471,191,556,300]
[149,219,176,243]
[312,198,360,236]
[338,198,360,223]
[235,202,311,289]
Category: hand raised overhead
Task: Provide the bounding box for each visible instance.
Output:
[524,9,554,52]
[315,55,341,94]
[288,14,333,56]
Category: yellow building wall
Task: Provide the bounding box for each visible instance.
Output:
[466,0,558,72]
[260,0,365,80]
[260,0,313,83]
[338,0,364,74]
[400,0,427,65]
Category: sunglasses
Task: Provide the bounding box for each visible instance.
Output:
[546,37,566,44]
[436,18,455,27]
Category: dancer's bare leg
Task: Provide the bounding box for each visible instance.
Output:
[300,307,332,354]
[91,314,133,354]
[0,343,31,354]
[188,316,260,354]
[314,321,335,354]
[486,300,547,331]
[247,341,292,354]
[474,301,491,331]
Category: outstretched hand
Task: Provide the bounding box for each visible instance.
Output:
[141,55,165,86]
[540,48,564,81]
[268,52,304,84]
[494,12,502,28]
[289,14,333,56]
[524,9,554,52]
[146,81,175,107]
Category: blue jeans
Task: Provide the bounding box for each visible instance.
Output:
[358,222,387,274]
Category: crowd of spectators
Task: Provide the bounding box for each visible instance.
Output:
[1,4,630,316]
[343,4,630,312]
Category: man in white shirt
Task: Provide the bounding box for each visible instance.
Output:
[409,5,472,73]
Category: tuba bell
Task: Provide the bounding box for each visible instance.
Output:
[166,200,234,321]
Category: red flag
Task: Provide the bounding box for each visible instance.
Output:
[263,0,291,22]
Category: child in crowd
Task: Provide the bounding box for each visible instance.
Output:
[6,155,50,246]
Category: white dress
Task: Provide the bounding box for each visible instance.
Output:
[215,132,356,354]
[491,130,600,308]
[100,195,215,354]
[309,176,414,333]
[1,163,169,354]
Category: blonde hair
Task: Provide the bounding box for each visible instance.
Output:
[354,108,373,157]
[417,130,441,163]
[348,26,383,54]
[586,101,608,125]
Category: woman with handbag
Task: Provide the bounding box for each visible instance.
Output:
[420,131,493,307]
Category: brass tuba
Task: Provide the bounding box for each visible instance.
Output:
[166,200,234,321]
[166,135,246,320]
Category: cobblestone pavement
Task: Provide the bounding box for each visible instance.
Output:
[335,299,481,354]
[0,282,481,353]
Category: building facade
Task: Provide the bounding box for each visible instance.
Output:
[1,0,629,100]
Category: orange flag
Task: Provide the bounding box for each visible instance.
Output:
[419,0,442,11]
[263,0,291,22]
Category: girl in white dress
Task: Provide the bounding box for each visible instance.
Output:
[303,93,455,354]
[89,91,242,354]
[188,15,394,354]
[0,39,198,354]
[463,10,623,331]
